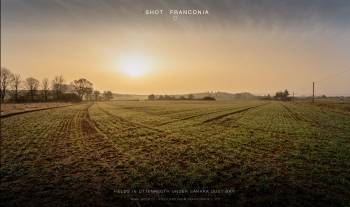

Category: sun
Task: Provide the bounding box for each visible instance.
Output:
[118,55,152,77]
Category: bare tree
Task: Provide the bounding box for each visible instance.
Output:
[72,78,93,101]
[42,78,49,101]
[25,77,39,101]
[93,90,100,101]
[0,67,13,102]
[52,75,64,99]
[11,73,22,102]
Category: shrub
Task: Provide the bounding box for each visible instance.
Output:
[58,93,81,102]
[202,96,216,100]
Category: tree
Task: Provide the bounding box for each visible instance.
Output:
[25,77,39,101]
[107,91,113,100]
[188,94,194,100]
[93,90,100,101]
[148,94,155,100]
[11,73,21,102]
[72,78,93,100]
[0,67,13,102]
[275,91,283,100]
[164,95,175,100]
[42,78,49,101]
[52,75,65,99]
[274,89,290,101]
[103,91,113,101]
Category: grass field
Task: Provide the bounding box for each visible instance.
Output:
[1,100,350,206]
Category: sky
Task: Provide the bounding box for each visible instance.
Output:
[1,0,350,96]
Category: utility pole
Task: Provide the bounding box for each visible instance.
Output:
[312,82,315,104]
[293,92,294,102]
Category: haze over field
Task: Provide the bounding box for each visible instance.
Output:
[1,0,350,95]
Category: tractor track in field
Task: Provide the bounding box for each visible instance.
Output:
[71,104,136,190]
[13,103,133,204]
[201,102,270,124]
[95,103,239,144]
[1,103,133,205]
[48,103,131,177]
[111,104,195,116]
[280,103,309,122]
[79,103,131,172]
[96,104,168,134]
[43,103,133,200]
[281,103,345,131]
[2,101,350,206]
[155,106,255,126]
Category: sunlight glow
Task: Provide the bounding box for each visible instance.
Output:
[118,55,152,77]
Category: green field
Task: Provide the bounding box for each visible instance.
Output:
[1,100,350,206]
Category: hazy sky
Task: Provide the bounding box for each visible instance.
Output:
[1,0,350,95]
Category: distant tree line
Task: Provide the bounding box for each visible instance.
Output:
[148,94,215,101]
[0,67,113,103]
[261,89,291,101]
